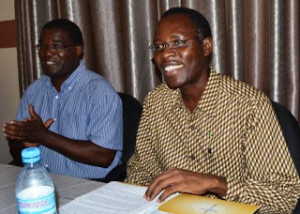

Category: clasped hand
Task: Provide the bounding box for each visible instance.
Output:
[3,104,53,144]
[144,168,227,202]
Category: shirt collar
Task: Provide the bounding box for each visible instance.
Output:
[173,69,221,114]
[60,60,85,91]
[44,60,85,91]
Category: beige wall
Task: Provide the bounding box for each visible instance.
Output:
[0,0,20,163]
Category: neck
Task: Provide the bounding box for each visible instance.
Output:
[51,79,64,92]
[180,67,210,112]
[51,71,74,92]
[50,61,80,92]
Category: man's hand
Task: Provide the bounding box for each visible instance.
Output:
[3,104,53,143]
[144,168,227,202]
[23,113,54,147]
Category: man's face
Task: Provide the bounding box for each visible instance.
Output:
[38,28,82,80]
[153,14,211,90]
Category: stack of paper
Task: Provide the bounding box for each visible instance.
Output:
[59,181,259,214]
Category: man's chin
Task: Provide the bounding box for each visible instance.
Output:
[43,70,61,79]
[42,65,57,75]
[165,81,180,90]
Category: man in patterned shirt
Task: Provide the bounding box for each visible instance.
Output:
[3,19,123,179]
[126,7,300,213]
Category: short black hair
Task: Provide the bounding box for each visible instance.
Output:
[161,7,212,40]
[41,19,84,47]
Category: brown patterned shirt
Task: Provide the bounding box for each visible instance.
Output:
[126,70,300,213]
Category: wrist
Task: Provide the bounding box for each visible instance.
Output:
[209,175,228,196]
[39,129,50,144]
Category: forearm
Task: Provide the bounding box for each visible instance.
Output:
[225,177,300,213]
[126,98,161,185]
[126,153,159,186]
[234,98,300,213]
[40,130,116,167]
[125,131,162,186]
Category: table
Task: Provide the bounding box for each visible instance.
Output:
[0,163,104,213]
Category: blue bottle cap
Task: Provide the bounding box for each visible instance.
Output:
[21,147,41,164]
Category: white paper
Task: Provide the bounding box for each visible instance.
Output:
[59,182,165,214]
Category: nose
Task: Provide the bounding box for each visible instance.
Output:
[160,46,176,59]
[40,47,55,57]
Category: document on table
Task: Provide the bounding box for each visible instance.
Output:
[59,181,259,214]
[59,181,166,214]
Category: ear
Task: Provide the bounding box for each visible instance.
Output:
[203,37,212,56]
[75,46,84,58]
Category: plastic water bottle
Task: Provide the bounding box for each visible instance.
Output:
[15,147,57,214]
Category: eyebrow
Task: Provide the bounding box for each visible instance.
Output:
[39,37,64,44]
[153,34,190,43]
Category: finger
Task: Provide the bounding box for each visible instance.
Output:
[3,123,12,135]
[147,168,176,192]
[4,127,27,139]
[147,168,178,191]
[157,184,180,202]
[3,121,24,133]
[2,122,8,130]
[3,122,28,139]
[6,120,27,128]
[4,134,25,141]
[44,118,54,128]
[145,171,177,201]
[28,104,40,120]
[24,142,40,147]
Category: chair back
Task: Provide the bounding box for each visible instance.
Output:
[100,92,142,182]
[271,101,300,214]
[119,92,143,163]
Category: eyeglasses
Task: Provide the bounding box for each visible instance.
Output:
[148,37,199,52]
[36,44,75,51]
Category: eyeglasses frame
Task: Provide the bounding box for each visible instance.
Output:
[148,36,200,52]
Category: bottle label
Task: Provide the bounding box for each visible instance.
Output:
[16,186,57,214]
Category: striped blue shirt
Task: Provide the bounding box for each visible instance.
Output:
[16,61,123,179]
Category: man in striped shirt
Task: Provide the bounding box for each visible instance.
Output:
[3,19,123,179]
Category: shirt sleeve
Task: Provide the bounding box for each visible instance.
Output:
[87,91,123,151]
[16,91,31,120]
[224,98,300,214]
[125,95,163,186]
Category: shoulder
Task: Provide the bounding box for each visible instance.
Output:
[217,73,269,106]
[84,72,122,108]
[23,75,49,96]
[144,83,176,106]
[80,69,119,98]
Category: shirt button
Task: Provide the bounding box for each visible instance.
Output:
[241,144,246,152]
[189,125,195,130]
[233,195,240,201]
[188,155,196,160]
[53,118,57,121]
[207,148,212,154]
[55,95,59,99]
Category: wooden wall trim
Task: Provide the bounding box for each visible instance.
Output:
[0,20,16,48]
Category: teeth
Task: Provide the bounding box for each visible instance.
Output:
[165,64,183,72]
[45,61,55,65]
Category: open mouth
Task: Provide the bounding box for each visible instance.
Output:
[45,61,55,65]
[43,61,56,65]
[163,64,183,76]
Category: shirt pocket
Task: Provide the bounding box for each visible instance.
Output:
[207,139,246,179]
[58,108,89,140]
